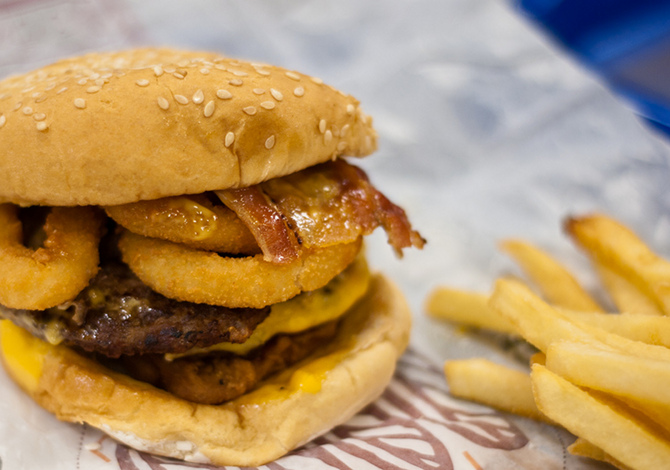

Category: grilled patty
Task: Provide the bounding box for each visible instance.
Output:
[0,262,270,358]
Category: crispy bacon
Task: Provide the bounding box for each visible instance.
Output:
[215,186,300,264]
[217,160,424,264]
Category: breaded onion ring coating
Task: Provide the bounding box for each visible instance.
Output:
[105,195,260,255]
[118,230,362,309]
[0,204,104,310]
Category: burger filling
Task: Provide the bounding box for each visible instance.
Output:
[0,160,423,405]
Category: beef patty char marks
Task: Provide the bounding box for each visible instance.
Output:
[0,263,269,358]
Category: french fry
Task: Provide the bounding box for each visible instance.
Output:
[559,310,670,348]
[444,358,550,423]
[546,340,670,407]
[532,364,670,470]
[428,281,670,348]
[595,263,662,316]
[568,438,634,470]
[490,279,670,362]
[500,239,603,312]
[566,214,670,315]
[425,287,517,334]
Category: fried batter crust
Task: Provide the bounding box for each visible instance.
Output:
[119,321,339,405]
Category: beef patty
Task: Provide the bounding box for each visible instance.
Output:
[0,262,269,358]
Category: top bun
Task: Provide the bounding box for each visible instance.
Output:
[0,48,377,206]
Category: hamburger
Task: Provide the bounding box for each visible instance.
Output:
[0,48,424,466]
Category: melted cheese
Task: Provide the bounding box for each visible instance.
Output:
[0,320,50,393]
[166,255,370,360]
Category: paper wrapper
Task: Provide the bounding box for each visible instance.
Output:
[0,0,667,468]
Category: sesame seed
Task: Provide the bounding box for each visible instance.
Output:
[157,96,170,110]
[95,79,106,86]
[243,106,257,116]
[204,101,215,117]
[229,79,243,86]
[175,95,189,105]
[177,59,190,67]
[0,115,6,128]
[36,122,48,131]
[89,73,100,80]
[337,141,347,152]
[57,87,68,94]
[214,64,227,71]
[78,78,88,85]
[135,79,150,87]
[200,68,211,75]
[255,68,271,76]
[232,70,248,77]
[86,86,101,93]
[153,66,164,77]
[324,130,333,144]
[341,124,350,136]
[285,71,301,81]
[192,89,204,104]
[33,113,46,121]
[164,67,176,74]
[0,93,9,100]
[74,98,86,109]
[173,72,185,79]
[311,77,324,85]
[45,83,56,91]
[21,86,35,93]
[101,73,113,79]
[260,101,275,110]
[22,107,33,116]
[253,88,266,95]
[265,135,275,149]
[13,102,22,111]
[270,88,283,101]
[225,132,235,147]
[346,104,355,115]
[35,93,47,103]
[216,89,232,100]
[293,87,305,97]
[319,119,327,134]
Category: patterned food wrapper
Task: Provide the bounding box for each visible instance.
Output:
[0,0,666,468]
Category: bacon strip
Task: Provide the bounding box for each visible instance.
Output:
[215,187,300,264]
[262,160,425,256]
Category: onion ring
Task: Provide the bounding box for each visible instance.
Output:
[105,195,260,255]
[118,229,362,309]
[0,204,104,310]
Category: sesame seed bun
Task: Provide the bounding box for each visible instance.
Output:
[0,274,411,467]
[0,48,377,206]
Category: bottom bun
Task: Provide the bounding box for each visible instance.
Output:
[0,273,412,467]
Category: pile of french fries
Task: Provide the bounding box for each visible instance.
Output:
[426,214,670,470]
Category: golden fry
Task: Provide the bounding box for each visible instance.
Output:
[445,358,550,423]
[546,340,670,407]
[500,239,602,312]
[568,438,634,470]
[566,214,670,315]
[532,364,670,470]
[425,288,517,334]
[595,263,662,315]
